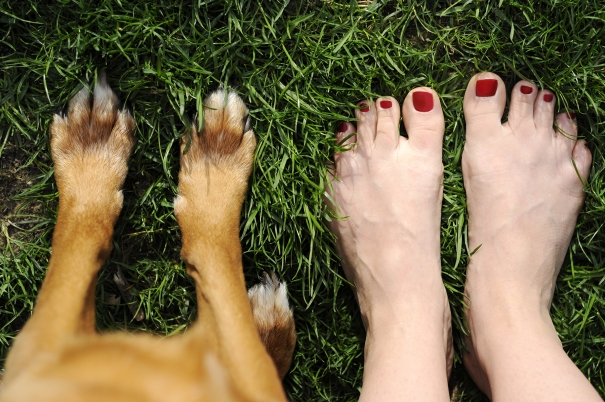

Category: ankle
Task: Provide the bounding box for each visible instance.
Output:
[363,290,452,381]
[466,273,555,320]
[362,283,450,346]
[467,295,561,365]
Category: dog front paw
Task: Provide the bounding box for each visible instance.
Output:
[50,73,135,212]
[175,89,256,230]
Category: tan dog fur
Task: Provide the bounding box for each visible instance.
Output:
[0,74,296,402]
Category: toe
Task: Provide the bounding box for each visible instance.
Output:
[571,140,592,183]
[67,86,92,126]
[555,111,578,154]
[401,88,444,152]
[334,121,357,166]
[355,100,377,149]
[374,97,401,151]
[508,81,538,130]
[335,121,357,146]
[533,90,556,133]
[463,72,506,138]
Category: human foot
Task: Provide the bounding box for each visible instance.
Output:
[462,72,600,401]
[326,89,452,400]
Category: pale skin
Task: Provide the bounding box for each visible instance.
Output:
[327,72,603,401]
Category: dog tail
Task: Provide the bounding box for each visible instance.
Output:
[248,272,296,379]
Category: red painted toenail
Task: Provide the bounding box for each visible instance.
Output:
[360,104,370,113]
[338,122,348,132]
[520,85,533,94]
[543,94,554,102]
[380,100,392,109]
[567,112,576,119]
[412,91,434,112]
[476,79,498,97]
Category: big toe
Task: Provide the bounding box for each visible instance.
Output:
[401,88,444,153]
[463,72,507,139]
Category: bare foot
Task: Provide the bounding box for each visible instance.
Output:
[326,89,452,401]
[462,72,601,401]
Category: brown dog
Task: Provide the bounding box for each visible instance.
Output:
[0,74,296,402]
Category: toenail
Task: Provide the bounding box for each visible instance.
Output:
[520,85,533,94]
[338,122,348,132]
[380,100,393,109]
[543,94,554,102]
[412,91,434,112]
[476,79,498,97]
[360,104,370,113]
[567,112,576,119]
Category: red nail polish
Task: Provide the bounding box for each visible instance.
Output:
[360,104,370,113]
[380,100,392,109]
[543,94,554,102]
[476,79,498,97]
[520,85,533,94]
[567,112,576,119]
[412,91,434,112]
[338,122,348,132]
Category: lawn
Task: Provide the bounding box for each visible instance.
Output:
[1,0,604,400]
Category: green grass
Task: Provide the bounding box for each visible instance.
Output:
[1,0,604,400]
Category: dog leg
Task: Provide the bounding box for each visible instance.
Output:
[175,89,287,402]
[4,74,135,377]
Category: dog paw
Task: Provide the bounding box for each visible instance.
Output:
[248,272,296,379]
[50,73,135,212]
[179,89,256,172]
[175,89,256,226]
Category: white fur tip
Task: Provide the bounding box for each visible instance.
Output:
[93,76,116,102]
[173,195,183,211]
[206,88,248,112]
[248,272,292,326]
